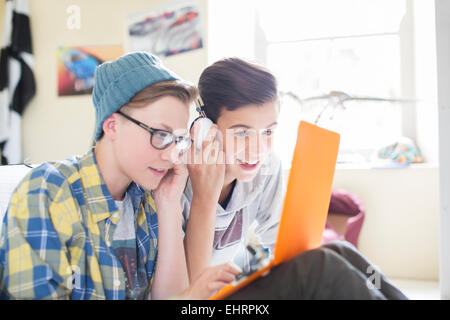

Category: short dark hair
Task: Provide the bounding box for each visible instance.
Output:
[198,57,278,123]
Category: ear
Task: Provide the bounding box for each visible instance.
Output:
[102,113,120,141]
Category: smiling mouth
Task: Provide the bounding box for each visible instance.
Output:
[237,159,260,170]
[149,167,168,176]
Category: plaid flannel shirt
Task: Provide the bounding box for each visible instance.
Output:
[0,149,159,299]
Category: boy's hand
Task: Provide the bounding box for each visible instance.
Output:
[178,262,242,300]
[153,161,188,214]
[188,121,225,206]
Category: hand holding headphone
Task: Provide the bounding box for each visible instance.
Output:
[191,97,214,152]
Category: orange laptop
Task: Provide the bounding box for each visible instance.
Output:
[210,120,340,300]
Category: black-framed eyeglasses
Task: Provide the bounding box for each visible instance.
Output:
[116,110,192,151]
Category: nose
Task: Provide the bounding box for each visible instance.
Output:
[243,134,270,162]
[160,142,180,165]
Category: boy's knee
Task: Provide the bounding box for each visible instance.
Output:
[290,246,345,270]
[296,247,327,263]
[322,240,357,253]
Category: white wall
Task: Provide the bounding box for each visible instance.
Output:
[435,0,450,300]
[207,0,256,64]
[0,1,4,39]
[333,165,439,281]
[2,0,208,164]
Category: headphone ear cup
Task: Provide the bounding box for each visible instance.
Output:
[195,117,214,151]
[189,116,203,132]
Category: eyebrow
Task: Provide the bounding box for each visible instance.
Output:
[228,122,278,130]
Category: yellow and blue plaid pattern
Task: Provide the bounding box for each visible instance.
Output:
[0,149,158,299]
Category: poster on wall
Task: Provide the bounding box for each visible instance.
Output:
[125,0,203,57]
[57,45,124,96]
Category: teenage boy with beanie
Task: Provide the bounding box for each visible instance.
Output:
[0,52,241,300]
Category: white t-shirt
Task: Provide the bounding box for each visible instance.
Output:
[181,153,285,272]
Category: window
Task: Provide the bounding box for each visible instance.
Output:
[209,0,416,167]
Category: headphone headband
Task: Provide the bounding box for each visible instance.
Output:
[195,97,207,117]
